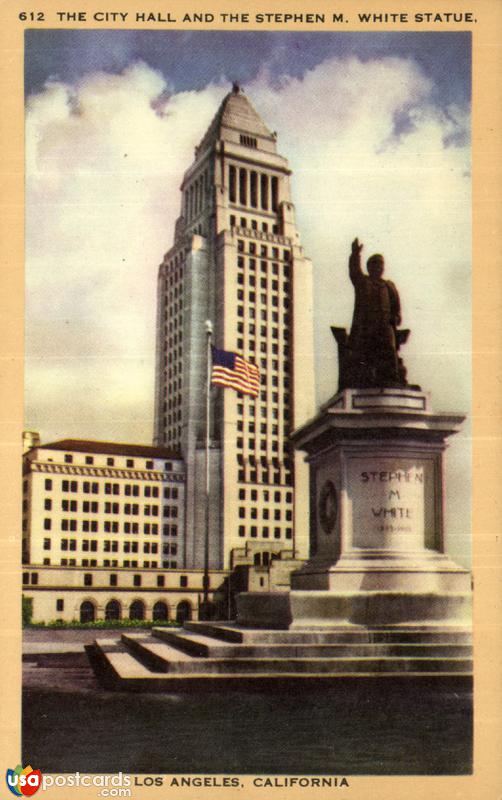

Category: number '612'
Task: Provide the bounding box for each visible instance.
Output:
[19,11,45,21]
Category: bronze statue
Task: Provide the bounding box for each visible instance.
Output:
[332,239,410,389]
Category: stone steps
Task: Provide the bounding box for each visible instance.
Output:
[88,623,473,691]
[151,627,472,659]
[182,621,472,645]
[120,633,194,672]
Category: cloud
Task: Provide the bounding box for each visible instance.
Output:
[26,53,470,439]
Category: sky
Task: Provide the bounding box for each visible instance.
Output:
[24,31,471,564]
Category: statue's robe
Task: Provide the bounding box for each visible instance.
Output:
[348,270,401,386]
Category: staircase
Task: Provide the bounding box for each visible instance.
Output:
[88,622,472,691]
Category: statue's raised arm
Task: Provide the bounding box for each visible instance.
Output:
[349,237,364,285]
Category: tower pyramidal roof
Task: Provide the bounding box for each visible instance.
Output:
[197,84,275,153]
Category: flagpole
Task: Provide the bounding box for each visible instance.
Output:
[203,319,213,610]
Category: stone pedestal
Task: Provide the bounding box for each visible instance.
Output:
[237,388,472,629]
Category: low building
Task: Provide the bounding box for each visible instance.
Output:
[22,438,186,570]
[21,435,307,624]
[22,565,228,624]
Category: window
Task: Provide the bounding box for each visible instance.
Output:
[126,459,134,468]
[109,574,118,587]
[43,538,51,550]
[44,518,51,530]
[22,572,29,584]
[85,456,94,465]
[157,575,165,587]
[64,454,73,463]
[240,134,257,148]
[45,479,52,491]
[180,575,188,588]
[84,573,92,586]
[31,573,38,585]
[44,498,52,510]
[56,599,64,611]
[229,165,237,203]
[146,460,154,469]
[107,457,115,466]
[133,574,141,587]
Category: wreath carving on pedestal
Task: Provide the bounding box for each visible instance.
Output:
[318,479,338,535]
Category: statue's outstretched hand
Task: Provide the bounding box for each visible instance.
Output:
[351,238,363,255]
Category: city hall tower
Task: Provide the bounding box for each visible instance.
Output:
[154,85,315,569]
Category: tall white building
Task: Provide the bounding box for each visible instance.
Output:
[154,85,315,569]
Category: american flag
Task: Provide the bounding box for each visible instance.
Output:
[211,347,260,397]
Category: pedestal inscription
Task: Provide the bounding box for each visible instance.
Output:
[347,456,433,551]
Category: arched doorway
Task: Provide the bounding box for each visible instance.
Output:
[153,601,168,621]
[176,601,192,624]
[129,600,145,621]
[105,600,121,621]
[80,600,95,623]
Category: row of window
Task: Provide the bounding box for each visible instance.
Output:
[237,290,290,312]
[236,438,289,455]
[183,166,210,221]
[228,166,279,212]
[43,504,178,527]
[236,241,291,263]
[238,507,292,521]
[41,521,177,535]
[236,310,289,332]
[57,454,175,470]
[23,571,188,588]
[45,479,179,496]
[237,266,290,288]
[57,559,178,568]
[237,467,293,485]
[230,215,280,236]
[35,558,174,568]
[45,502,177,516]
[237,402,288,422]
[238,525,292,539]
[43,538,168,555]
[239,488,292,503]
[53,599,178,618]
